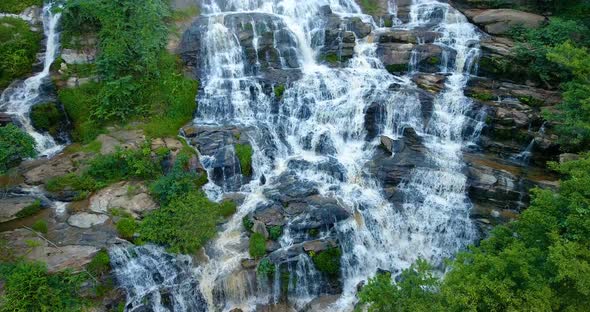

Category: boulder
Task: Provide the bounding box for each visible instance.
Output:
[0,113,12,126]
[22,152,90,185]
[302,239,337,253]
[471,9,546,35]
[67,213,109,229]
[89,182,158,218]
[0,196,40,223]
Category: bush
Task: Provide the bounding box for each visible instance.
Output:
[0,124,36,173]
[249,233,266,259]
[30,103,65,137]
[150,155,207,205]
[116,218,137,240]
[58,82,104,143]
[257,258,275,277]
[0,17,41,89]
[235,144,253,176]
[139,191,220,254]
[86,250,111,277]
[311,247,341,276]
[0,0,42,14]
[269,226,282,241]
[219,200,237,218]
[0,261,85,311]
[31,219,48,234]
[15,199,42,218]
[243,216,254,231]
[274,84,285,98]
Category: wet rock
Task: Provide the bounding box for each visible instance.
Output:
[412,73,445,93]
[470,9,546,35]
[67,213,109,229]
[252,220,269,239]
[253,203,285,226]
[240,259,257,270]
[290,196,350,230]
[378,30,441,44]
[0,113,12,126]
[380,135,395,154]
[346,17,372,39]
[377,43,414,67]
[263,172,319,203]
[89,182,158,218]
[302,295,340,312]
[302,239,337,253]
[0,196,41,223]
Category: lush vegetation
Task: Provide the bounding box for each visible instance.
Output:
[249,233,266,259]
[257,258,275,277]
[359,154,590,311]
[116,218,137,240]
[15,199,42,218]
[0,17,41,90]
[0,124,36,173]
[58,0,198,143]
[0,261,86,311]
[0,0,41,14]
[149,154,208,205]
[30,103,66,137]
[235,144,253,176]
[311,247,341,276]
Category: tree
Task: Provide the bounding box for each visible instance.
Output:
[0,124,36,173]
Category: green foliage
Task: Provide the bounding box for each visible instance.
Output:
[311,247,341,276]
[359,154,590,311]
[358,260,442,312]
[139,191,220,254]
[243,216,254,231]
[0,17,41,89]
[512,18,589,85]
[545,42,590,151]
[0,0,41,14]
[358,0,381,15]
[269,226,282,241]
[0,124,36,173]
[30,103,65,137]
[274,84,285,98]
[257,258,275,277]
[46,144,163,194]
[385,64,407,74]
[86,250,111,277]
[0,261,86,312]
[518,95,545,107]
[235,144,253,176]
[150,154,207,205]
[15,199,42,218]
[219,200,237,218]
[471,92,495,102]
[58,82,104,143]
[116,218,137,240]
[308,228,319,237]
[31,219,48,234]
[322,53,340,64]
[249,233,266,259]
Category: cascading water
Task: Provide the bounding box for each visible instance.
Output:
[177,0,482,310]
[0,1,64,157]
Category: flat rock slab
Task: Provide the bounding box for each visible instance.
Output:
[89,181,157,218]
[68,213,109,229]
[0,196,37,223]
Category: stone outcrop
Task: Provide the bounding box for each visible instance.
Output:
[0,196,43,223]
[89,181,158,218]
[466,9,546,35]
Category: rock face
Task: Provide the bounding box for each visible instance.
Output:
[0,196,41,223]
[89,182,158,218]
[468,9,546,35]
[67,213,109,229]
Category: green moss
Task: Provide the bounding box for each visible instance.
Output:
[471,92,495,102]
[518,95,545,107]
[383,18,393,28]
[358,0,381,15]
[0,17,42,89]
[269,226,282,241]
[30,103,65,137]
[274,84,286,98]
[426,56,440,65]
[219,200,237,218]
[15,199,42,218]
[0,0,42,14]
[235,144,253,176]
[308,228,320,237]
[311,247,341,276]
[116,218,137,240]
[31,219,48,234]
[256,258,275,277]
[249,232,266,259]
[322,53,340,64]
[385,64,408,74]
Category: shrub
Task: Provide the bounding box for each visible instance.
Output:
[322,53,340,64]
[30,103,65,137]
[15,199,42,218]
[0,124,36,173]
[385,64,407,74]
[471,92,495,102]
[257,258,275,277]
[139,192,219,254]
[311,247,341,276]
[235,144,253,176]
[58,82,104,143]
[45,173,98,193]
[249,233,266,259]
[150,155,207,205]
[31,219,48,234]
[0,261,86,311]
[274,84,285,98]
[219,200,237,218]
[269,226,282,241]
[243,216,254,231]
[0,0,42,14]
[86,250,110,277]
[116,218,137,240]
[0,17,41,88]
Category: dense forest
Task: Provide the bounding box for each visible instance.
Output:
[1,0,589,311]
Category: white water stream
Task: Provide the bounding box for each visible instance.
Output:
[112,0,483,311]
[0,2,64,157]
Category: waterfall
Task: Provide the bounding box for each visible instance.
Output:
[175,0,483,310]
[0,2,64,157]
[109,245,207,312]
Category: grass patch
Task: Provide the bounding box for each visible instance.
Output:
[15,199,42,218]
[235,144,253,176]
[274,84,285,98]
[311,247,341,276]
[322,53,340,64]
[249,232,266,259]
[471,92,495,102]
[31,219,48,234]
[358,0,381,15]
[0,17,41,89]
[269,226,282,241]
[0,0,42,14]
[116,218,137,240]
